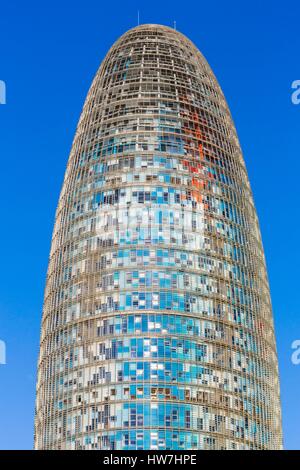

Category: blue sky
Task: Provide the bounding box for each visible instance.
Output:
[0,0,299,450]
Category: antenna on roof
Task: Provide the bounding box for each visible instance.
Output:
[174,21,177,30]
[137,10,140,25]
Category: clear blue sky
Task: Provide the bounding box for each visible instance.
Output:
[0,0,299,450]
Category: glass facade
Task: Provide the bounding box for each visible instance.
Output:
[35,24,282,450]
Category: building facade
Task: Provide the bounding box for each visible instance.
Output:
[35,24,282,450]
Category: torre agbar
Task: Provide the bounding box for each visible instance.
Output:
[35,24,282,450]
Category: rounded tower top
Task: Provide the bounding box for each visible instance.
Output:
[105,23,214,79]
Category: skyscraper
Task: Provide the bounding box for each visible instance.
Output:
[35,24,282,450]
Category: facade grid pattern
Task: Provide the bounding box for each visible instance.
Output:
[35,24,282,450]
